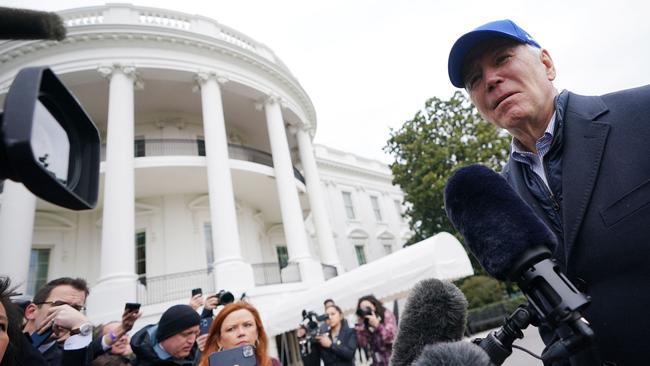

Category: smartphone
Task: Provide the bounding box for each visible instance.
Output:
[199,317,213,335]
[31,327,54,348]
[208,345,256,366]
[125,302,141,313]
[191,288,203,297]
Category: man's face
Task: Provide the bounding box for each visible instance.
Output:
[159,325,199,359]
[26,284,86,333]
[463,38,557,134]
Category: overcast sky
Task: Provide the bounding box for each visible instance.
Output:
[5,0,650,163]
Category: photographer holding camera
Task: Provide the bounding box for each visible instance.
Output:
[354,295,396,366]
[297,305,357,366]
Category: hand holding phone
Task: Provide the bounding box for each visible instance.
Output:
[199,317,213,335]
[125,302,141,313]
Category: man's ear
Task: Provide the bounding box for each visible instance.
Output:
[24,303,38,321]
[540,48,556,81]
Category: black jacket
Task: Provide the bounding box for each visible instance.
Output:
[503,86,650,366]
[130,325,197,366]
[316,322,357,366]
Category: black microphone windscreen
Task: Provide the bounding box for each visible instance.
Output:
[413,342,492,366]
[444,164,557,280]
[0,7,66,41]
[390,279,468,366]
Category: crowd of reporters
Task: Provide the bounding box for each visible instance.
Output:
[0,275,278,366]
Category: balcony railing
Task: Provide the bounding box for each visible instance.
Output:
[136,262,337,304]
[56,4,288,70]
[322,264,338,280]
[101,139,305,183]
[252,263,301,286]
[136,268,215,305]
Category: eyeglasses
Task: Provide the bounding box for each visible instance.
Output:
[34,300,86,313]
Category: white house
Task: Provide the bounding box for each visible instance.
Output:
[0,3,472,358]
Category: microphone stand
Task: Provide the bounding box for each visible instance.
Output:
[472,304,532,365]
[473,303,603,365]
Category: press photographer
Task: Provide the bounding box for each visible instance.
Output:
[297,306,356,366]
[354,295,396,366]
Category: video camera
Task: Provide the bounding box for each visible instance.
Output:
[300,309,329,340]
[356,306,373,328]
[0,7,100,210]
[213,290,235,305]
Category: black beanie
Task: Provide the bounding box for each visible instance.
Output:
[156,304,200,343]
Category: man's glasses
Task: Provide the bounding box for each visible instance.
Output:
[34,300,86,313]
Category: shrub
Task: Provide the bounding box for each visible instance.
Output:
[457,275,504,309]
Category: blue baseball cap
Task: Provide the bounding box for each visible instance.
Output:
[448,19,541,88]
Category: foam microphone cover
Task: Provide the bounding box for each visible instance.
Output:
[0,7,67,41]
[444,164,558,280]
[413,342,492,366]
[390,279,468,366]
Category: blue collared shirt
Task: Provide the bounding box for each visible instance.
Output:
[510,112,556,189]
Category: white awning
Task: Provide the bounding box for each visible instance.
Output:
[262,232,474,336]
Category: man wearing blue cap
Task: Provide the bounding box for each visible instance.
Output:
[448,20,650,366]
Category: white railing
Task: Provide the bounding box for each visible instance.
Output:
[57,4,278,64]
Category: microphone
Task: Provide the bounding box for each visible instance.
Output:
[444,164,597,363]
[390,278,468,366]
[0,7,67,41]
[413,342,491,366]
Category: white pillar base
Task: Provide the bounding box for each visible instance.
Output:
[214,259,255,295]
[297,258,325,284]
[86,276,137,322]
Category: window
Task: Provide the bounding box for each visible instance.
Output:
[197,136,206,156]
[204,223,214,271]
[27,248,50,295]
[383,244,393,255]
[342,192,356,220]
[276,246,289,270]
[370,196,383,222]
[134,136,145,157]
[394,200,404,222]
[354,245,367,265]
[135,231,146,285]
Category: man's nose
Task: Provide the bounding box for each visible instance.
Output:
[484,67,503,91]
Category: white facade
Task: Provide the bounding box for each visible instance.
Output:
[0,4,470,343]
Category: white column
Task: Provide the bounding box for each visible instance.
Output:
[0,181,37,293]
[294,127,342,272]
[262,96,324,284]
[87,64,138,320]
[195,71,254,292]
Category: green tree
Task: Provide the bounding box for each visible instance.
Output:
[385,91,510,246]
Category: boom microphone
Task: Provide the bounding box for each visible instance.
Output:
[390,278,468,366]
[0,7,66,41]
[444,164,598,363]
[413,342,491,366]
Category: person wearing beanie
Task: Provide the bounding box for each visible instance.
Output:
[130,304,200,365]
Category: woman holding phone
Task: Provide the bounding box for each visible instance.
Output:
[199,302,280,366]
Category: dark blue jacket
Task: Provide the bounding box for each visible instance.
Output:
[316,322,357,366]
[503,86,650,366]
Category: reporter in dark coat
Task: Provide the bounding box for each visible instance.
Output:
[314,305,357,366]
